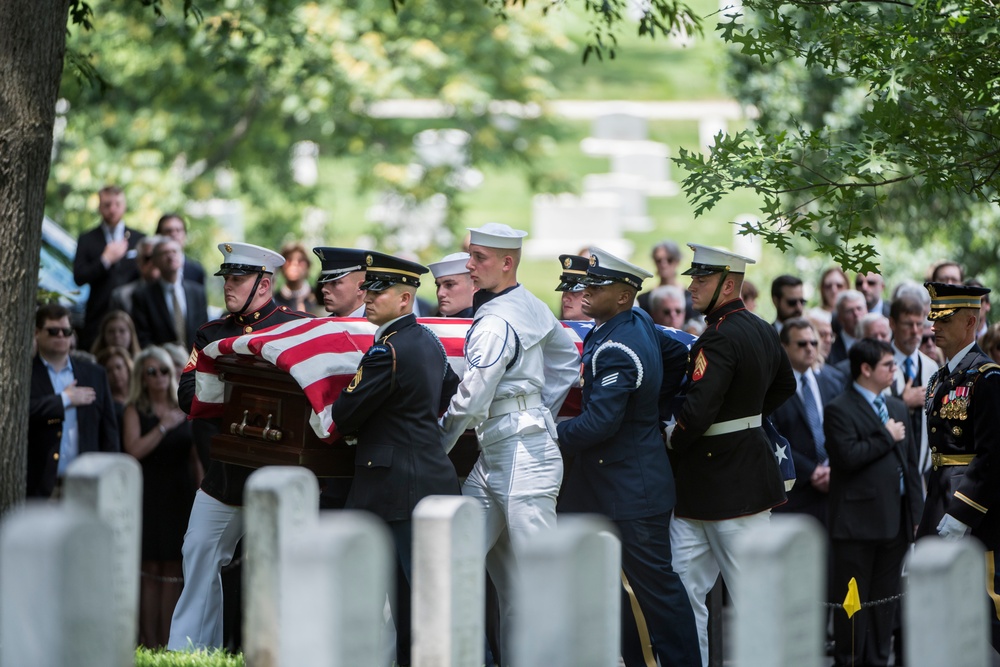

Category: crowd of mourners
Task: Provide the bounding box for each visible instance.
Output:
[27,184,1000,667]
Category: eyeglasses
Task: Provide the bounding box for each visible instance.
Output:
[858,278,882,287]
[44,327,74,337]
[879,360,898,369]
[921,335,936,345]
[796,340,819,348]
[822,282,846,290]
[142,255,154,262]
[145,366,172,377]
[785,298,808,307]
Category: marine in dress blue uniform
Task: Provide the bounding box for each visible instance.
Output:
[556,248,700,667]
[169,242,313,651]
[666,244,796,666]
[329,252,461,667]
[916,282,1000,650]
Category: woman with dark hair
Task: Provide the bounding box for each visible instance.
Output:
[981,322,1000,364]
[122,346,196,648]
[90,309,141,359]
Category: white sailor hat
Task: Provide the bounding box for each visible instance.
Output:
[312,247,368,283]
[682,243,755,277]
[428,252,471,279]
[583,247,653,290]
[467,223,528,250]
[214,242,284,276]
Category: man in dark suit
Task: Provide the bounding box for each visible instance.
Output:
[917,282,1000,651]
[857,271,891,317]
[770,274,806,334]
[824,338,923,667]
[772,318,841,524]
[28,303,120,497]
[557,249,700,667]
[132,237,209,349]
[329,252,461,667]
[666,244,796,666]
[73,185,146,349]
[156,213,205,285]
[827,289,868,366]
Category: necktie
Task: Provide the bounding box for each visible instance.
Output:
[874,394,889,424]
[800,374,827,462]
[904,357,915,382]
[171,285,186,348]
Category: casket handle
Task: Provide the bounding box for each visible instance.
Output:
[232,410,250,437]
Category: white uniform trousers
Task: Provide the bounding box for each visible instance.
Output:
[167,490,245,650]
[463,427,563,665]
[669,510,771,667]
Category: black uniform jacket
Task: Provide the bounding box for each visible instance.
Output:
[28,354,120,497]
[178,299,313,505]
[329,314,460,522]
[918,346,1000,549]
[824,388,923,541]
[670,299,796,520]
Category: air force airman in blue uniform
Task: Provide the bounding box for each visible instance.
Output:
[556,248,700,667]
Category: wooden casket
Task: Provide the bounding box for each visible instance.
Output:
[209,354,481,477]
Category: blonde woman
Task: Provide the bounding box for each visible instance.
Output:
[90,309,141,359]
[122,346,196,648]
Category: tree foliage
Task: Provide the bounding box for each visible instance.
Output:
[675,0,1000,277]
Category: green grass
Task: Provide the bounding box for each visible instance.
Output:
[136,647,243,667]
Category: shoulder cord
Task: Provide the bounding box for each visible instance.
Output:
[592,341,643,388]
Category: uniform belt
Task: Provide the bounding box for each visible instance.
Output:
[931,452,974,469]
[703,414,763,436]
[489,393,543,418]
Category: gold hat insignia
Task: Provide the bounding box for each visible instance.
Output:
[589,255,598,267]
[928,284,938,298]
[225,243,233,253]
[563,258,572,269]
[366,254,373,266]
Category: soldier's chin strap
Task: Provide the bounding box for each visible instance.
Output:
[237,271,266,316]
[704,269,730,314]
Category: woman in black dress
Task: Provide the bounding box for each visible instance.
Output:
[122,346,197,648]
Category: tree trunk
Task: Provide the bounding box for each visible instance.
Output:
[0,0,72,513]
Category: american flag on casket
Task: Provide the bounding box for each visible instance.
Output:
[188,316,698,442]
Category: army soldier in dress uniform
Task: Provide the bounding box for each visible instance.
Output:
[329,251,460,667]
[557,249,700,667]
[168,242,313,650]
[555,254,591,321]
[917,281,1000,650]
[313,246,369,317]
[666,244,796,666]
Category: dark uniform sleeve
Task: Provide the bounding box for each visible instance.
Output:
[670,329,735,454]
[764,344,796,416]
[330,342,396,435]
[178,324,213,414]
[557,343,639,456]
[439,363,460,415]
[658,333,688,421]
[949,367,1000,528]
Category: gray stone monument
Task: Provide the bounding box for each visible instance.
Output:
[732,514,825,667]
[609,142,680,196]
[279,511,393,667]
[64,452,143,667]
[904,537,989,667]
[1,504,115,667]
[412,495,486,667]
[524,192,633,260]
[512,515,621,667]
[582,173,653,232]
[244,466,321,667]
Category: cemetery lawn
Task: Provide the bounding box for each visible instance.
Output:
[136,647,244,667]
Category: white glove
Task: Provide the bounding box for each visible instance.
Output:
[663,422,677,450]
[937,513,970,541]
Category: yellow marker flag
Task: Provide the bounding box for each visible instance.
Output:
[843,577,861,619]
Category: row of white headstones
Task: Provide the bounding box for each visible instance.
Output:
[0,452,990,667]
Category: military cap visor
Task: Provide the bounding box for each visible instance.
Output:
[555,277,587,292]
[317,266,364,283]
[214,263,274,277]
[681,262,740,277]
[360,252,428,291]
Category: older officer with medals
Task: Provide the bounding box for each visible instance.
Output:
[330,252,461,667]
[557,249,700,667]
[917,281,1000,650]
[666,244,796,667]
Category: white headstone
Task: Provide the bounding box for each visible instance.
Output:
[412,496,486,667]
[609,141,679,196]
[1,504,116,667]
[244,467,320,667]
[582,173,652,231]
[280,511,393,667]
[63,452,142,667]
[524,192,633,259]
[591,113,648,142]
[904,537,989,667]
[732,514,825,667]
[512,515,621,667]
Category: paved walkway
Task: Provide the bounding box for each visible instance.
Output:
[367,98,755,121]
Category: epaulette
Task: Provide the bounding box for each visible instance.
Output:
[978,362,1000,373]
